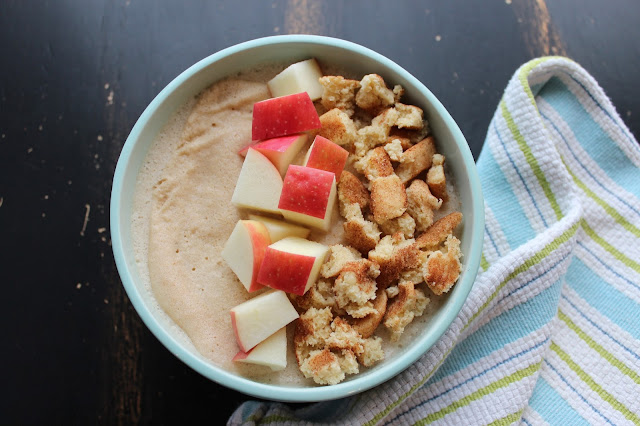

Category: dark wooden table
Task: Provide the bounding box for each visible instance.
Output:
[2,1,639,423]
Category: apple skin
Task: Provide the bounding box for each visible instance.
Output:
[252,92,321,141]
[257,237,329,296]
[232,326,287,371]
[230,289,299,352]
[278,165,337,231]
[238,134,308,176]
[221,220,271,293]
[303,135,349,180]
[231,148,283,215]
[248,214,310,241]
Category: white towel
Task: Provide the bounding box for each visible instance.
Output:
[229,57,640,426]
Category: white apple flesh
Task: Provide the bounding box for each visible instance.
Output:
[257,237,329,296]
[238,133,307,176]
[230,289,299,352]
[267,58,324,101]
[248,214,310,242]
[232,326,287,371]
[221,220,271,293]
[231,148,283,215]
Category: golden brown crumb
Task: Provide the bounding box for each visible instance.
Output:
[319,76,361,116]
[379,212,416,239]
[289,278,336,312]
[370,175,407,223]
[342,203,381,254]
[355,147,394,181]
[406,180,442,232]
[399,251,430,284]
[368,234,421,288]
[358,336,384,367]
[299,349,345,385]
[355,74,396,113]
[415,212,463,250]
[424,235,462,295]
[338,171,370,215]
[386,135,413,150]
[318,108,358,148]
[395,103,424,130]
[334,260,380,317]
[354,108,399,157]
[384,138,404,162]
[395,137,437,184]
[427,153,447,201]
[383,281,430,341]
[295,307,334,350]
[392,85,404,103]
[320,244,362,278]
[350,287,388,338]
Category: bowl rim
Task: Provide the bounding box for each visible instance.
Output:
[110,34,484,402]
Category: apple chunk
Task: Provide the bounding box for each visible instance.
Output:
[238,133,307,176]
[303,135,349,180]
[252,92,321,141]
[267,58,324,101]
[221,220,271,293]
[278,165,337,231]
[231,148,283,215]
[232,327,287,371]
[230,289,299,352]
[248,214,310,242]
[257,237,329,296]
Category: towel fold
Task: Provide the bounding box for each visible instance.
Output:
[229,57,640,426]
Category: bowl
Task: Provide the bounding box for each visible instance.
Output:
[111,35,484,402]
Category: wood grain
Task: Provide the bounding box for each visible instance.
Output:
[284,0,327,35]
[511,0,566,57]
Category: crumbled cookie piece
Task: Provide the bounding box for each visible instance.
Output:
[321,244,362,278]
[318,108,358,148]
[354,108,400,157]
[406,180,442,232]
[354,146,394,181]
[338,171,370,215]
[396,136,437,184]
[395,103,424,130]
[319,76,361,116]
[385,285,399,298]
[399,251,430,284]
[415,212,463,250]
[379,212,416,239]
[424,235,462,295]
[427,153,447,201]
[370,175,407,223]
[392,85,404,103]
[326,317,365,354]
[299,349,346,385]
[358,336,384,367]
[295,307,334,350]
[387,135,413,150]
[355,74,396,113]
[342,203,381,254]
[290,278,336,312]
[383,281,430,341]
[334,259,380,317]
[369,234,421,288]
[384,138,404,162]
[350,288,388,338]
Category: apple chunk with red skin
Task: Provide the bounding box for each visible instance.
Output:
[252,92,321,141]
[221,220,271,293]
[238,133,308,176]
[303,135,349,180]
[257,237,329,296]
[248,214,310,242]
[231,148,283,215]
[232,326,287,371]
[230,289,299,352]
[278,165,337,231]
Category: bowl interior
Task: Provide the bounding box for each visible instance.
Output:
[111,35,484,402]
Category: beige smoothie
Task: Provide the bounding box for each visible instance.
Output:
[131,63,457,386]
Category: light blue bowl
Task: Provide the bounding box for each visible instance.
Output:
[111,35,484,402]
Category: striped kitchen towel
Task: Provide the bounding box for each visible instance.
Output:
[229,57,640,425]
